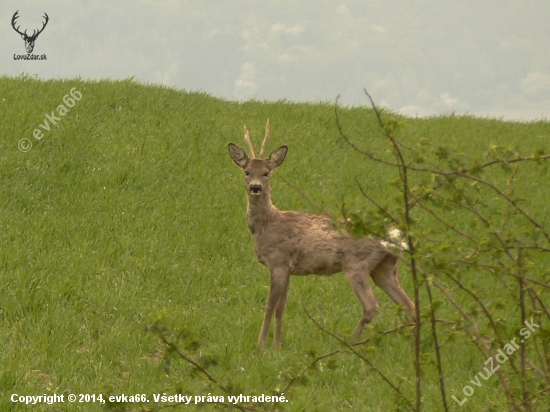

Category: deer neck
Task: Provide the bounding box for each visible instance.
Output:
[246,190,279,234]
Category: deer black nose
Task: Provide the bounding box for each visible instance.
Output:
[250,184,262,194]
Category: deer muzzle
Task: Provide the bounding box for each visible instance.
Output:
[249,183,262,195]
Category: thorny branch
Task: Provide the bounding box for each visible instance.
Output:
[332,89,549,410]
[304,307,415,412]
[152,331,262,412]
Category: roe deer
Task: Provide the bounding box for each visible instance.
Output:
[228,121,415,349]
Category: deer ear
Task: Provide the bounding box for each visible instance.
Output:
[268,146,288,169]
[228,143,249,168]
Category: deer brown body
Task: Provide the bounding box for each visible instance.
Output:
[229,122,415,349]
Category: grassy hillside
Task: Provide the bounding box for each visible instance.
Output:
[0,75,548,411]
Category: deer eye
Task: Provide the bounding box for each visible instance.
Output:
[263,172,269,177]
[245,171,250,176]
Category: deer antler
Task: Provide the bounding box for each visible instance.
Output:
[31,13,49,39]
[11,11,49,40]
[243,125,256,158]
[259,119,270,159]
[11,11,26,36]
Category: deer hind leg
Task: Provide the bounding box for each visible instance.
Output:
[274,276,290,349]
[345,271,380,342]
[258,268,289,349]
[371,255,416,319]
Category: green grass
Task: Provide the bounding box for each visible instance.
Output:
[0,75,549,411]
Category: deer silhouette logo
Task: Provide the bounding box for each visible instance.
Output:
[11,11,49,54]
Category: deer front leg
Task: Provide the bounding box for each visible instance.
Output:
[258,267,289,349]
[274,276,291,349]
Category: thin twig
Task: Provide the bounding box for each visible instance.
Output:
[278,350,341,395]
[518,250,531,409]
[277,172,331,215]
[368,90,423,412]
[157,332,224,392]
[334,95,401,168]
[304,306,415,411]
[354,176,399,224]
[451,259,550,290]
[412,194,477,244]
[351,322,415,346]
[458,172,550,243]
[423,277,449,411]
[510,386,550,412]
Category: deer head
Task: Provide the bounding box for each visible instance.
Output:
[228,120,288,199]
[12,11,49,54]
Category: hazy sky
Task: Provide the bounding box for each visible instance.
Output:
[2,0,549,121]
